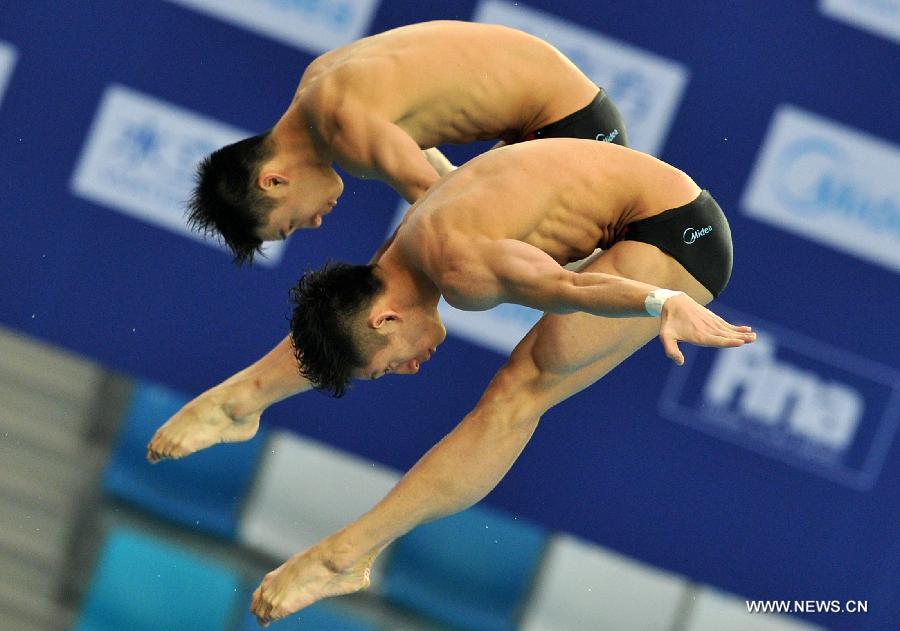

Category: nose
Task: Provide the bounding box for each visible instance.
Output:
[399,359,420,374]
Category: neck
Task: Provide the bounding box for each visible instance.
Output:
[271,101,328,166]
[377,253,442,310]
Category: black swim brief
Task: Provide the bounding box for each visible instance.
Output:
[622,190,733,297]
[522,88,629,146]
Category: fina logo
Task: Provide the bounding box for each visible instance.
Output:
[659,312,900,490]
[703,336,863,454]
[683,225,712,244]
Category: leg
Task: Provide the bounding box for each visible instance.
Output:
[146,335,309,463]
[248,243,724,626]
[486,240,713,417]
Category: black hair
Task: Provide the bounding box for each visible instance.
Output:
[289,262,385,397]
[186,132,274,264]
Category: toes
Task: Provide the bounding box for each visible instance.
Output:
[269,605,290,624]
[147,435,182,463]
[146,443,163,463]
[255,603,273,627]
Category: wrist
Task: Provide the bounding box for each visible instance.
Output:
[644,288,684,317]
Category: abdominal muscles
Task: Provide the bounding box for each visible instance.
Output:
[523,210,626,265]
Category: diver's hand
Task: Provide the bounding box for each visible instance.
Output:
[658,294,755,366]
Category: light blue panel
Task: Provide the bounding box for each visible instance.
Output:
[72,527,241,631]
[382,505,547,631]
[103,380,267,539]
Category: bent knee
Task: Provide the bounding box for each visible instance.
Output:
[529,314,630,378]
[480,347,576,420]
[594,241,713,306]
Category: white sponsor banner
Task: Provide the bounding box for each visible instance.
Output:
[474,0,689,155]
[659,307,900,490]
[166,0,380,55]
[741,105,900,273]
[0,41,17,109]
[820,0,900,44]
[72,85,284,265]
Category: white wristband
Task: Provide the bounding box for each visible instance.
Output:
[645,288,683,317]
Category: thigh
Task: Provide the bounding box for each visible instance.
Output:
[499,240,714,415]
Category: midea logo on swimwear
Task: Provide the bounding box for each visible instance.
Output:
[595,129,619,143]
[682,225,713,245]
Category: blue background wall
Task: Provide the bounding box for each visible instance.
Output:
[1,2,898,629]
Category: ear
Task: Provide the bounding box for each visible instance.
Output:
[369,309,401,329]
[258,171,288,191]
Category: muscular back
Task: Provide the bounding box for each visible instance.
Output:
[398,139,701,271]
[295,21,598,147]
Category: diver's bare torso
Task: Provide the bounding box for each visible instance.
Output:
[292,21,598,147]
[397,139,701,271]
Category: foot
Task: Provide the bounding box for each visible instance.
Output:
[146,387,260,463]
[251,546,373,626]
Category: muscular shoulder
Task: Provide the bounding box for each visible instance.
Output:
[296,74,345,129]
[431,236,505,311]
[296,76,371,155]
